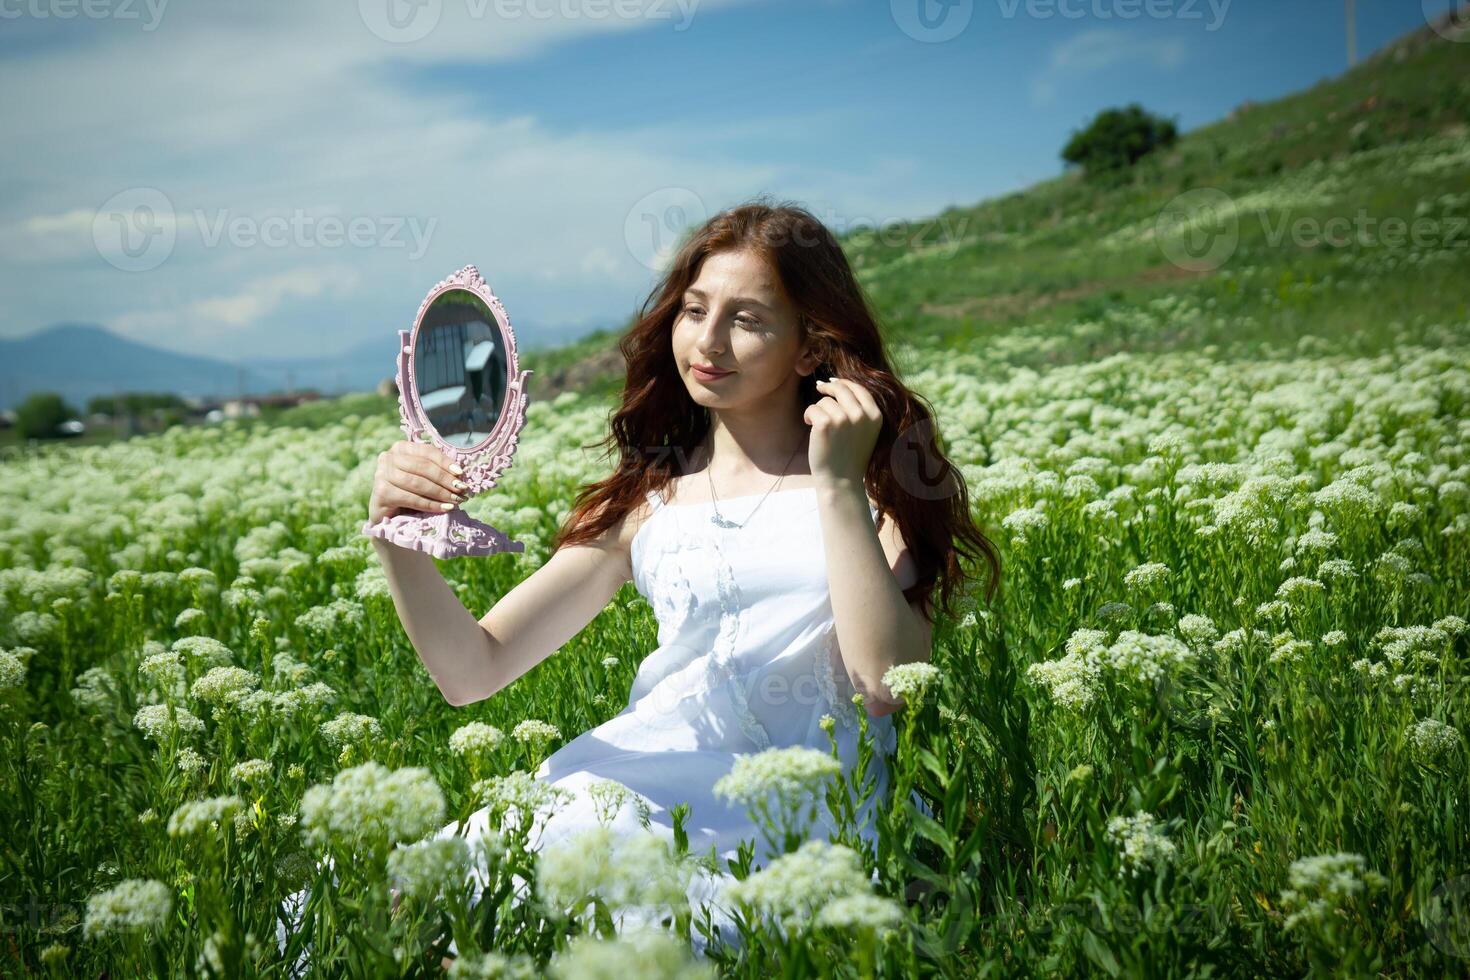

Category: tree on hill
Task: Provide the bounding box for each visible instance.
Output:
[15,392,78,440]
[1061,103,1180,178]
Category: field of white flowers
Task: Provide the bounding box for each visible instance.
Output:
[3,312,1467,975]
[5,24,1470,972]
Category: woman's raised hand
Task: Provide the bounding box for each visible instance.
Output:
[367,439,469,525]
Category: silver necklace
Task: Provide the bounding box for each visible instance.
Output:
[706,438,804,530]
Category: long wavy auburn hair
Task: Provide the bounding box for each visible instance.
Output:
[551,198,1001,624]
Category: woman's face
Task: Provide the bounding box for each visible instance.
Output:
[671,248,817,412]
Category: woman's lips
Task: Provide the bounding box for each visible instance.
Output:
[691,365,733,381]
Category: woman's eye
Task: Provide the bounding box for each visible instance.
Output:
[737,316,760,328]
[683,306,705,319]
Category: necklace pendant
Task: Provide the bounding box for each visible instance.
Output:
[710,513,741,529]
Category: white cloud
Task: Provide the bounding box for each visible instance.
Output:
[1031,29,1187,105]
[0,0,795,358]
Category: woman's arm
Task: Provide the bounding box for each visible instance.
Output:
[368,440,635,707]
[804,377,935,717]
[371,532,630,706]
[815,480,934,717]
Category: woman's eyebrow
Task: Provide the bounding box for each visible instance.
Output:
[683,287,773,312]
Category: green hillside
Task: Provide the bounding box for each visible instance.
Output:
[847,24,1469,369]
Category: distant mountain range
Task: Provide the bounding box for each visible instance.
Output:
[0,320,605,412]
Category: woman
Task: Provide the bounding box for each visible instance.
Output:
[360,200,999,959]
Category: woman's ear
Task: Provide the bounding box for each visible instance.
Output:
[796,341,825,379]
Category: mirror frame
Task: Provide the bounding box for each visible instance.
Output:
[362,264,533,558]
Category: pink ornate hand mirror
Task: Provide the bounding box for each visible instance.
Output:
[361,265,533,558]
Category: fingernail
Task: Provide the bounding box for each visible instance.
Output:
[439,501,454,510]
[448,462,464,475]
[453,479,467,491]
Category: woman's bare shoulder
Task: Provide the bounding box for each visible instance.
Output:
[573,488,660,583]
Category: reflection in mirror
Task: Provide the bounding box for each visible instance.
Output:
[413,288,510,449]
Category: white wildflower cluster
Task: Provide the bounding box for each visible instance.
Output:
[1176,614,1219,648]
[354,564,391,602]
[386,836,471,900]
[270,682,337,720]
[1275,577,1325,608]
[230,758,272,784]
[471,770,575,837]
[69,665,115,710]
[881,661,942,704]
[1316,558,1356,583]
[1027,628,1194,711]
[172,636,235,669]
[83,878,173,939]
[1124,562,1171,593]
[448,721,505,759]
[174,607,207,632]
[1106,631,1195,683]
[320,711,383,749]
[167,795,244,839]
[712,745,841,808]
[0,647,28,689]
[133,703,206,743]
[1278,852,1388,931]
[176,747,206,775]
[1405,718,1460,764]
[512,719,561,745]
[1105,811,1177,878]
[1001,504,1049,545]
[190,666,260,708]
[1361,617,1466,673]
[294,599,365,639]
[300,762,446,855]
[723,839,896,934]
[548,927,715,980]
[536,825,690,918]
[1267,632,1313,665]
[138,648,187,700]
[585,778,652,828]
[1213,627,1272,658]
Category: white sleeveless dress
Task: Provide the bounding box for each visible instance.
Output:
[279,485,916,965]
[439,485,916,954]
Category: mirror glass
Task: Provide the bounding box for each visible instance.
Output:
[413,287,510,450]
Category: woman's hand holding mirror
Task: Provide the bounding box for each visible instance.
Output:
[368,441,468,526]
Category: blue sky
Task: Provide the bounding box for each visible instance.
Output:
[0,0,1445,365]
